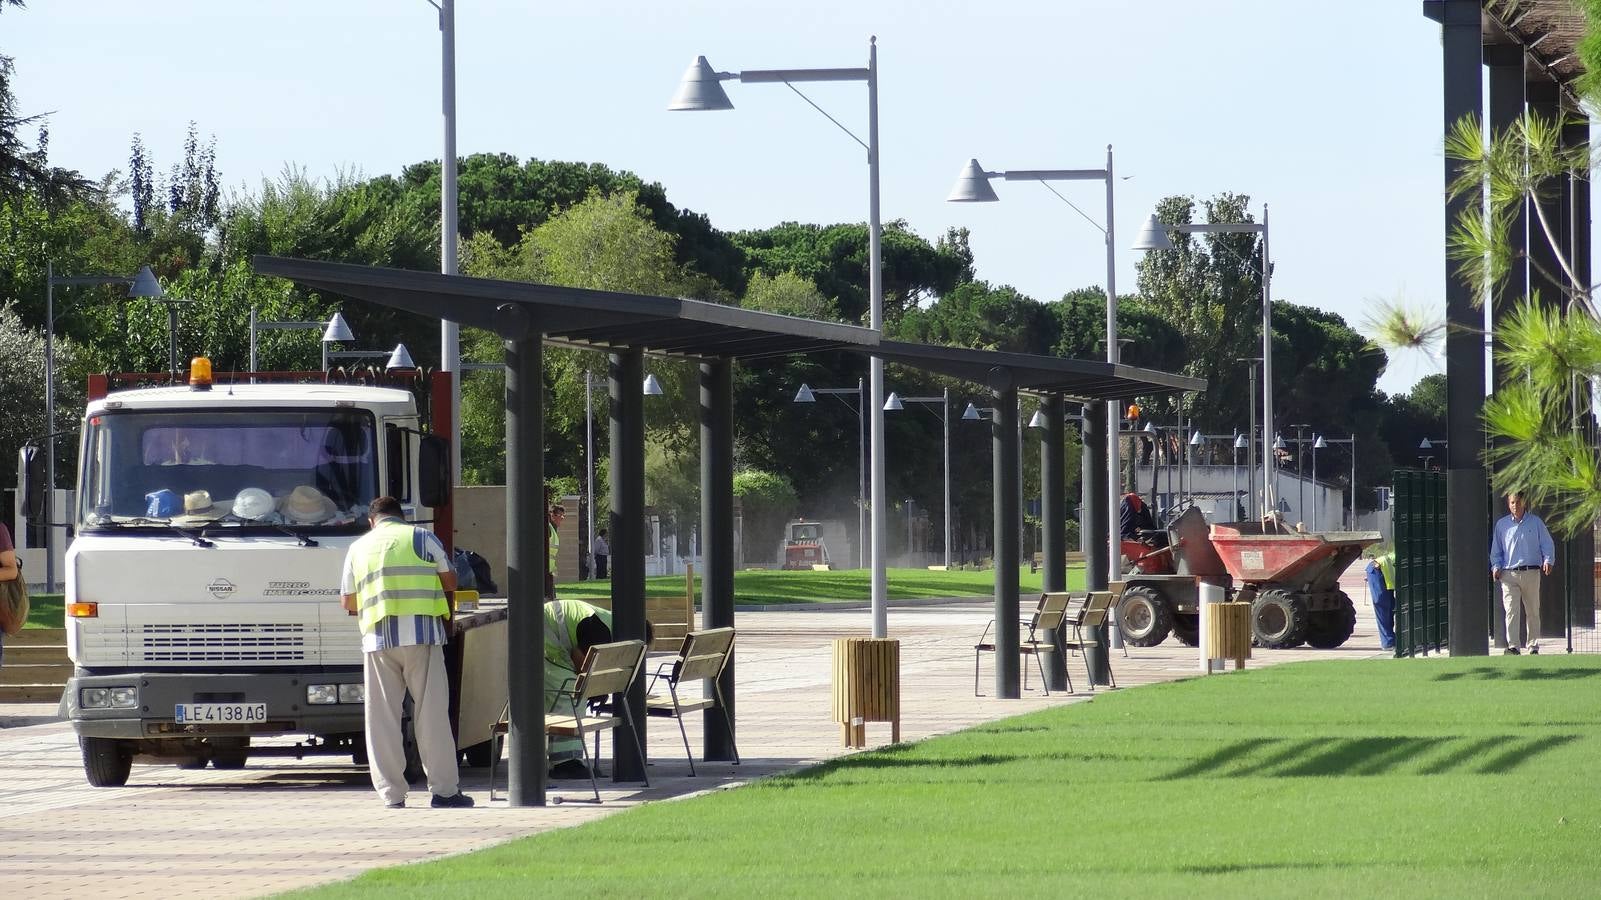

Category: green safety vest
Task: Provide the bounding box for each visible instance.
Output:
[1376,552,1396,591]
[549,523,559,576]
[544,598,611,673]
[349,518,448,635]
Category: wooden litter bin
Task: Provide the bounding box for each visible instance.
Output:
[831,638,900,748]
[1203,601,1252,671]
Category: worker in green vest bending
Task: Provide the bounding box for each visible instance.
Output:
[544,597,611,780]
[341,496,473,809]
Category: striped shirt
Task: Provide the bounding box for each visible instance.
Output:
[340,518,452,653]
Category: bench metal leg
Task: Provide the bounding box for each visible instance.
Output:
[669,684,696,777]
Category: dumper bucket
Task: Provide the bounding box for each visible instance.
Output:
[1209,522,1381,589]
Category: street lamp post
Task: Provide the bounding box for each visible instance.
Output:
[433,0,462,485]
[1136,210,1275,514]
[1318,435,1357,529]
[249,310,354,372]
[1312,434,1328,530]
[946,148,1121,596]
[885,388,952,568]
[1233,432,1249,520]
[42,263,164,593]
[795,381,868,570]
[674,39,889,637]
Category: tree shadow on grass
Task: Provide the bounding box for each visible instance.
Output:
[1158,734,1578,779]
[1434,666,1601,682]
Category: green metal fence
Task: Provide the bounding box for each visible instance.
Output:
[1394,468,1448,657]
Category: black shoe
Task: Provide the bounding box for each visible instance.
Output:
[430,792,475,808]
[1529,644,1540,655]
[548,760,592,780]
[386,800,405,809]
[1505,647,1521,655]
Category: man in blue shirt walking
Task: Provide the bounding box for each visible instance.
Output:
[1489,491,1555,655]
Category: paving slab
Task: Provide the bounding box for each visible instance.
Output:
[0,567,1387,898]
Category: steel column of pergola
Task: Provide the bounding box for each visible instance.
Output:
[1426,0,1490,656]
[990,373,1021,698]
[609,349,649,782]
[700,359,737,760]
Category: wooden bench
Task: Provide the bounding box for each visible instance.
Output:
[1030,550,1088,572]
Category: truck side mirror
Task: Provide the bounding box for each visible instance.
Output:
[418,434,451,509]
[18,444,45,521]
[384,424,408,501]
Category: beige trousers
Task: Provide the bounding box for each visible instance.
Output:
[1498,568,1542,650]
[363,643,460,805]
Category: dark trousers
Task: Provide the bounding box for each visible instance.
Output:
[595,554,608,579]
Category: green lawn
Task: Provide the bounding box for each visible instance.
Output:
[557,565,1080,606]
[287,655,1601,898]
[22,593,62,629]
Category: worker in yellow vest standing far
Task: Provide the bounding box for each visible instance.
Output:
[546,504,565,600]
[341,496,473,809]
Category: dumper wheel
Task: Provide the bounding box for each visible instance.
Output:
[81,736,133,787]
[1304,592,1358,649]
[1172,614,1200,647]
[462,740,499,768]
[1118,584,1173,647]
[1251,589,1309,649]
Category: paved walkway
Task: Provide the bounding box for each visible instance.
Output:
[0,570,1385,898]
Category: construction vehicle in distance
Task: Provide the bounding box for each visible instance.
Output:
[781,520,833,570]
[1116,507,1379,650]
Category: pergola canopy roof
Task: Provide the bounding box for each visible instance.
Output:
[253,256,878,361]
[253,256,1204,400]
[872,339,1206,400]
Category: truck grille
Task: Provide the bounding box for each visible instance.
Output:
[137,623,311,662]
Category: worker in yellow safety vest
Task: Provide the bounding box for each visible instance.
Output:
[544,597,611,780]
[546,504,564,600]
[341,496,473,809]
[1365,548,1396,651]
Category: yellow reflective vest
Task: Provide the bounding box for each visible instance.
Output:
[349,518,448,635]
[548,522,559,576]
[1376,551,1396,591]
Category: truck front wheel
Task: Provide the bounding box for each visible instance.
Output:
[81,736,133,787]
[210,737,250,770]
[1118,585,1173,647]
[1303,592,1358,649]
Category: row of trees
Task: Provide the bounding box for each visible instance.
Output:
[0,19,1442,558]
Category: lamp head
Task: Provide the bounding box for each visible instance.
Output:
[961,403,980,421]
[1028,409,1047,429]
[385,343,414,370]
[1131,214,1175,252]
[669,56,734,111]
[793,383,816,403]
[945,159,1000,203]
[322,312,354,343]
[1234,434,1249,449]
[1272,435,1287,451]
[127,265,164,299]
[1418,437,1431,449]
[1189,430,1202,446]
[1313,435,1328,449]
[883,392,904,412]
[643,374,664,396]
[1143,421,1157,434]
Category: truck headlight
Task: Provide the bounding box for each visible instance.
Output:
[81,687,137,709]
[338,683,364,704]
[306,684,339,705]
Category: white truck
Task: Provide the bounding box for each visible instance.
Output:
[22,361,455,786]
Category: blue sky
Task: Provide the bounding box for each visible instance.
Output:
[9,0,1456,394]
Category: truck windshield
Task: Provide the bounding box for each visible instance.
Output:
[80,409,378,531]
